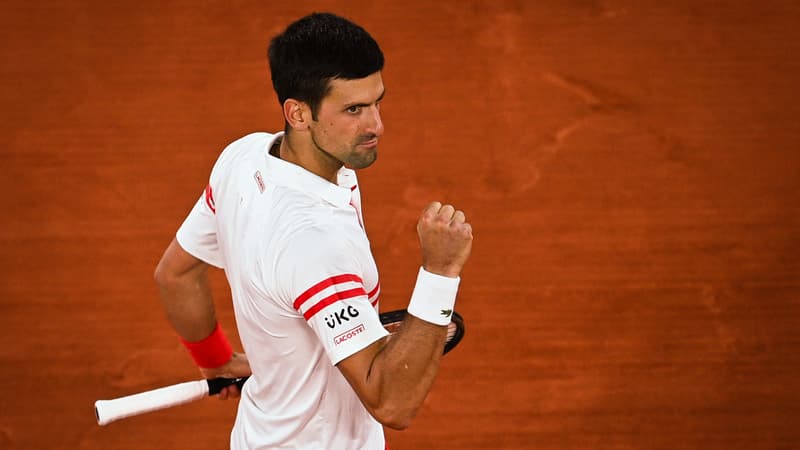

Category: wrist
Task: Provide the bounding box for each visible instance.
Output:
[421,265,461,278]
[407,267,460,326]
[180,322,233,369]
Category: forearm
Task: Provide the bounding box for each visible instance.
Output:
[340,269,460,428]
[369,315,448,428]
[156,269,216,340]
[339,202,473,428]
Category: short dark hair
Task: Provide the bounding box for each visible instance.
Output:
[268,12,385,120]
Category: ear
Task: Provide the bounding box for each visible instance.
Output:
[283,99,311,131]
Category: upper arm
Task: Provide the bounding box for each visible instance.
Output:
[155,237,219,342]
[155,237,209,283]
[273,227,398,423]
[275,228,388,364]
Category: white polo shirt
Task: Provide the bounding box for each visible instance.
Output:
[176,132,389,449]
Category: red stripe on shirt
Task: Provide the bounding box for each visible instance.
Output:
[293,274,364,311]
[368,283,380,306]
[302,287,366,321]
[367,283,380,298]
[204,184,216,213]
[349,200,364,229]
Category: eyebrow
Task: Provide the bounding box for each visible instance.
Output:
[343,89,386,109]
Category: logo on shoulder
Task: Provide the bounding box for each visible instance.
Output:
[254,170,265,193]
[440,309,453,318]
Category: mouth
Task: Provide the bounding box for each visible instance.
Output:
[358,138,379,148]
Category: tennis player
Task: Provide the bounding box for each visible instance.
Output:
[154,12,473,449]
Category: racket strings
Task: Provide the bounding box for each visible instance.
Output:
[445,323,457,342]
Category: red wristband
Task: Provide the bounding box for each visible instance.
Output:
[180,323,233,369]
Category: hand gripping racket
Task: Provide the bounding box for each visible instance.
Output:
[95,309,465,425]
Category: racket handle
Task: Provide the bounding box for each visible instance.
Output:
[207,376,248,395]
[95,380,209,425]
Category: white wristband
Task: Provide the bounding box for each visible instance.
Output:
[407,267,460,326]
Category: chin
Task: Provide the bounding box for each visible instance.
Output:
[346,151,378,170]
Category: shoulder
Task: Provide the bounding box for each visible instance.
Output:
[209,132,277,180]
[226,132,274,151]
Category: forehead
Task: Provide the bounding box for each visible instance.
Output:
[324,72,384,105]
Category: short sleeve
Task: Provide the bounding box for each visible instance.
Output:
[276,228,388,365]
[176,184,224,268]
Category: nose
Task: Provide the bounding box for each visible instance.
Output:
[367,105,384,137]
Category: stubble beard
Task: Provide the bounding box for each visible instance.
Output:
[310,130,378,170]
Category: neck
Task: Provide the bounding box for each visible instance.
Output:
[278,131,342,183]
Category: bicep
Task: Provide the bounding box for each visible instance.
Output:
[155,237,209,282]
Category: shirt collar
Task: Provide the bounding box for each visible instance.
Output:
[264,132,355,208]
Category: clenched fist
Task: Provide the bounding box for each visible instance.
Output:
[417,202,473,278]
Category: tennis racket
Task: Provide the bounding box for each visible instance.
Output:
[95,309,465,425]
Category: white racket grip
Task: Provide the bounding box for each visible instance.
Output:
[95,380,209,425]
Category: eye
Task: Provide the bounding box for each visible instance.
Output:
[346,105,361,114]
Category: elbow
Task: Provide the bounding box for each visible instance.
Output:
[153,257,169,287]
[154,255,180,290]
[371,405,418,430]
[154,238,190,288]
[382,419,412,431]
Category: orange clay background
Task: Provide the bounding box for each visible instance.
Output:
[1,1,799,449]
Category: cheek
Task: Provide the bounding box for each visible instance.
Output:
[329,121,359,139]
[315,122,335,140]
[316,115,360,141]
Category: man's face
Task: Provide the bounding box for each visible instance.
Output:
[309,72,385,170]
